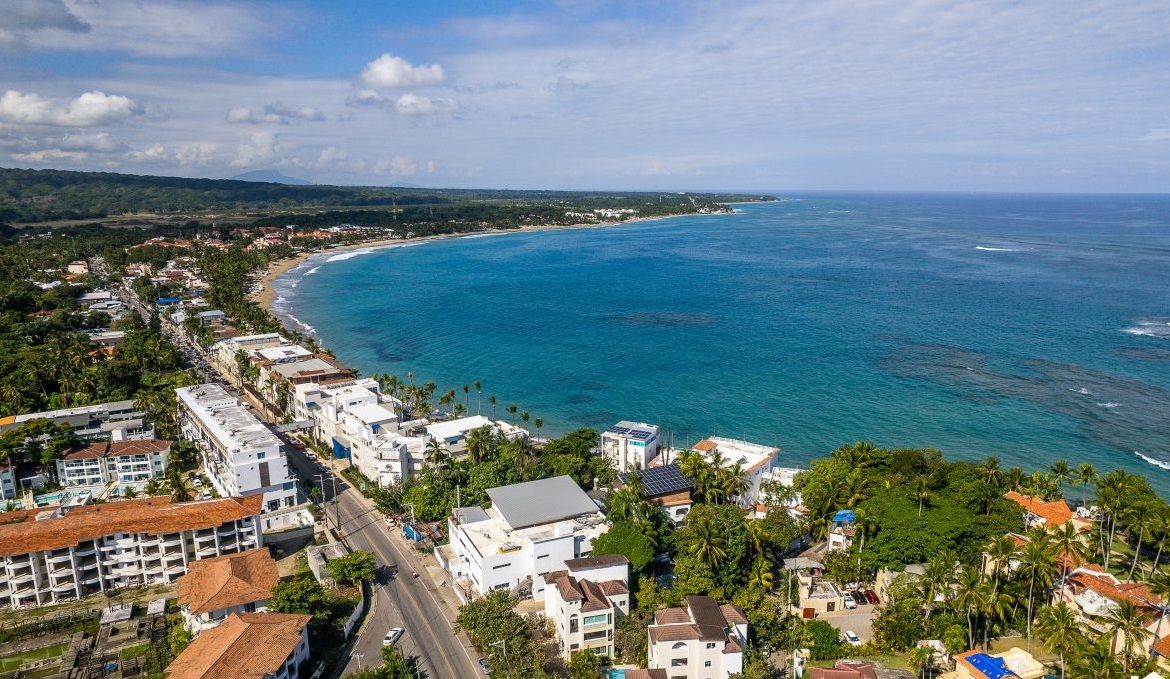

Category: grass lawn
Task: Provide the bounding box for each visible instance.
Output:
[119,642,151,661]
[0,642,67,672]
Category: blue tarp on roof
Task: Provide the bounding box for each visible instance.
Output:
[155,296,182,306]
[964,653,1016,679]
[832,509,855,525]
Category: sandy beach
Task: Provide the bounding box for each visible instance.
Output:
[249,215,683,311]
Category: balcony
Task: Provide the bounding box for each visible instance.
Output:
[73,543,96,557]
[195,545,218,558]
[9,570,34,584]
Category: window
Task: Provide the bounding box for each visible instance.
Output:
[257,452,266,460]
[583,614,608,625]
[569,616,579,633]
[705,642,716,649]
[670,658,688,667]
[704,661,712,667]
[492,563,512,570]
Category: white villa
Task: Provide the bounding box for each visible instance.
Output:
[439,476,608,601]
[647,596,748,679]
[543,555,630,660]
[601,421,662,472]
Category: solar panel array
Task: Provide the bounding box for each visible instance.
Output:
[622,464,693,496]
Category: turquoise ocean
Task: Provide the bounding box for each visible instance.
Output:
[272,193,1170,494]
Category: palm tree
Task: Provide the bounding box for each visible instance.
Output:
[506,403,517,424]
[688,516,728,569]
[920,555,956,619]
[953,565,985,650]
[1074,463,1096,509]
[908,645,933,679]
[474,380,482,414]
[1051,521,1087,585]
[425,438,450,469]
[1104,599,1150,672]
[980,583,1015,649]
[748,557,774,590]
[1035,603,1083,679]
[512,437,534,475]
[979,455,1002,487]
[1049,460,1071,496]
[986,535,1020,596]
[1127,503,1154,579]
[520,411,529,427]
[143,479,161,497]
[465,426,493,464]
[488,394,497,416]
[165,466,189,502]
[914,477,930,517]
[462,384,470,410]
[1019,531,1057,647]
[1148,508,1170,575]
[533,418,543,438]
[1067,638,1125,679]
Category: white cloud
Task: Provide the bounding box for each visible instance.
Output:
[0,90,141,127]
[57,131,126,152]
[349,89,387,106]
[230,131,280,168]
[11,148,88,162]
[127,143,167,161]
[227,102,325,125]
[175,142,217,167]
[373,156,418,176]
[0,0,89,48]
[394,94,455,116]
[361,53,444,89]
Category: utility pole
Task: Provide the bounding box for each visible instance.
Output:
[490,639,507,668]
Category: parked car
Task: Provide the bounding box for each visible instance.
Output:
[383,627,404,645]
[843,595,857,610]
[864,589,879,604]
[851,590,867,606]
[844,630,862,646]
[478,657,491,674]
[198,491,212,500]
[192,478,203,488]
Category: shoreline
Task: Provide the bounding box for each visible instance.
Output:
[250,212,706,312]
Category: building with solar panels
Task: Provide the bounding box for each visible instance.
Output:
[619,464,693,524]
[601,421,662,472]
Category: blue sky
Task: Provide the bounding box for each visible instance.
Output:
[2,0,1169,192]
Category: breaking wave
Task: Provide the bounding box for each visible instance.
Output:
[1135,451,1170,471]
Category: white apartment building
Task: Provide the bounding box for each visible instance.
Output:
[647,596,748,679]
[211,333,285,373]
[601,421,662,472]
[166,612,311,679]
[543,555,630,659]
[439,476,608,601]
[425,415,525,455]
[0,495,263,610]
[55,439,170,488]
[0,400,154,442]
[178,548,279,633]
[1,467,16,501]
[176,384,306,531]
[686,437,780,506]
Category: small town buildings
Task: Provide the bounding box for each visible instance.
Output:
[1003,491,1091,533]
[176,384,307,531]
[619,463,693,524]
[212,333,284,373]
[439,475,608,601]
[0,495,263,610]
[783,557,846,618]
[166,612,311,679]
[875,563,927,603]
[1055,563,1164,651]
[826,510,856,552]
[178,548,279,633]
[601,421,662,472]
[542,555,630,659]
[55,439,170,488]
[646,595,747,679]
[66,261,90,275]
[683,437,779,505]
[196,309,227,325]
[944,648,1045,679]
[0,399,154,442]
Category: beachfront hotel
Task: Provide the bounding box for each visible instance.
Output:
[175,383,310,531]
[0,495,263,610]
[438,475,608,601]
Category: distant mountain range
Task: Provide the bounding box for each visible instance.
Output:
[230,170,313,185]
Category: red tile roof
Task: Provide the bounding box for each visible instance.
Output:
[1004,491,1075,527]
[166,612,310,679]
[62,439,171,460]
[178,548,279,615]
[0,495,262,556]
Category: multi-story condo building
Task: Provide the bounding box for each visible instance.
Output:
[178,548,279,633]
[211,333,284,376]
[682,437,780,506]
[647,596,748,679]
[543,555,630,659]
[0,467,16,501]
[175,384,305,531]
[439,475,608,601]
[601,421,661,472]
[166,612,311,679]
[0,495,263,610]
[0,400,154,441]
[425,415,527,455]
[55,439,170,488]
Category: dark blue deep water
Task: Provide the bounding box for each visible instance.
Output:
[273,193,1170,493]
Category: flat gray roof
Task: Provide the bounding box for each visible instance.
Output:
[453,506,489,524]
[486,475,599,529]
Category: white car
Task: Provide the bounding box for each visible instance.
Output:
[192,478,203,488]
[844,630,862,646]
[843,595,857,610]
[198,491,212,501]
[383,627,404,645]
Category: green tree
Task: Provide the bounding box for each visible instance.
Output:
[327,551,377,586]
[591,521,655,572]
[567,648,602,679]
[269,577,330,617]
[1035,603,1083,679]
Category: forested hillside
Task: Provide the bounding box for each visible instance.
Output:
[0,167,771,223]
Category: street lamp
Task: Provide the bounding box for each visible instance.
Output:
[353,652,364,670]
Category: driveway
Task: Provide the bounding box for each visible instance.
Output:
[817,606,877,642]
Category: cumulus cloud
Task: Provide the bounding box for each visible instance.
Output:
[361,53,444,89]
[0,90,141,127]
[349,89,387,107]
[230,131,280,168]
[11,148,88,162]
[226,102,325,125]
[57,131,126,153]
[175,142,217,167]
[373,156,419,176]
[127,143,167,161]
[394,94,455,116]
